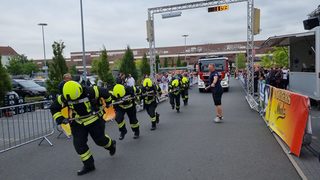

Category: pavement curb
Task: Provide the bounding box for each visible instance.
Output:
[272,131,308,180]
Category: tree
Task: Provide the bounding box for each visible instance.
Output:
[260,47,288,68]
[155,54,160,73]
[97,47,114,86]
[182,62,187,67]
[90,58,100,74]
[6,55,39,76]
[6,56,23,75]
[140,53,150,77]
[235,53,246,70]
[112,59,122,70]
[24,60,39,76]
[171,58,175,67]
[176,56,182,67]
[119,46,138,79]
[164,58,168,68]
[69,65,78,75]
[272,47,288,68]
[46,41,68,94]
[260,53,273,68]
[0,55,12,105]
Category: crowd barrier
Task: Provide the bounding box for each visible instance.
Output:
[258,81,312,157]
[238,74,247,92]
[0,101,55,153]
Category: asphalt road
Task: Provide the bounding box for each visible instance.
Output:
[0,79,300,180]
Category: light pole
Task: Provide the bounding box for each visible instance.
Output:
[38,23,48,77]
[182,34,189,65]
[80,0,87,81]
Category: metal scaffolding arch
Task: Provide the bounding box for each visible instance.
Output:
[147,0,257,110]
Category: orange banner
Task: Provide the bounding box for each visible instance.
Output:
[265,87,309,157]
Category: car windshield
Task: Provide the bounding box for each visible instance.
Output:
[200,59,225,72]
[35,81,46,87]
[17,80,42,88]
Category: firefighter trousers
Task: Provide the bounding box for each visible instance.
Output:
[145,101,158,124]
[169,93,180,110]
[181,89,189,104]
[115,106,140,133]
[70,118,112,167]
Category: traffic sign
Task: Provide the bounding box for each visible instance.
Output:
[208,5,229,12]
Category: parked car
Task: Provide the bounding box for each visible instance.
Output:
[33,79,47,87]
[12,79,47,97]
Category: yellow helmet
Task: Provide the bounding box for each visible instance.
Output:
[143,78,153,88]
[172,79,179,87]
[182,77,189,84]
[63,81,83,100]
[113,84,126,98]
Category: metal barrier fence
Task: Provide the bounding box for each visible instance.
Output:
[238,74,259,111]
[0,101,54,153]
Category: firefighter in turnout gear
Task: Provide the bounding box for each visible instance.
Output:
[141,78,161,130]
[50,81,116,176]
[181,76,190,106]
[169,79,181,113]
[112,84,140,140]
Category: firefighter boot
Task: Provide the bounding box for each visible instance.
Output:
[150,121,156,131]
[119,128,127,140]
[184,99,188,106]
[133,129,140,139]
[77,165,95,176]
[107,140,116,156]
[156,113,160,124]
[77,159,95,176]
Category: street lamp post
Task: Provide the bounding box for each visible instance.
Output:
[38,23,48,77]
[80,0,87,81]
[182,34,189,65]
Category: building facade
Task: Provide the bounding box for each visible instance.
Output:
[35,40,270,74]
[0,46,19,66]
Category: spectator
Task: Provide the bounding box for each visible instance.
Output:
[116,73,123,84]
[268,68,277,87]
[161,74,168,93]
[282,67,289,90]
[58,73,72,94]
[126,74,135,87]
[167,73,172,82]
[274,68,283,88]
[254,66,260,93]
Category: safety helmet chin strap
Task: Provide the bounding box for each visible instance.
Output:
[66,94,71,101]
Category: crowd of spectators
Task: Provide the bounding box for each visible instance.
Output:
[237,65,290,93]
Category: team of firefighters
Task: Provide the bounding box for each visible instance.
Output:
[50,73,190,175]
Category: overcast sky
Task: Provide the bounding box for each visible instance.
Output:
[0,0,318,59]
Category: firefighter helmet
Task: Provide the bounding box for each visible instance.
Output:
[143,78,153,88]
[182,77,189,84]
[172,79,179,87]
[63,81,83,101]
[113,84,126,98]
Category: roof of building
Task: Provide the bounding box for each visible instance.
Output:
[0,46,19,56]
[70,40,267,57]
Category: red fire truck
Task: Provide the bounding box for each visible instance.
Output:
[197,56,230,92]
